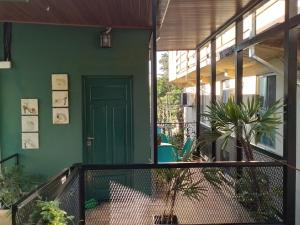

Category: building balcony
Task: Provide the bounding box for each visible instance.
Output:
[3,151,286,225]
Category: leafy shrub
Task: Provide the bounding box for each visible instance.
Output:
[29,200,73,225]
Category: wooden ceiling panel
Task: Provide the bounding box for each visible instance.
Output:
[0,0,152,28]
[157,0,253,50]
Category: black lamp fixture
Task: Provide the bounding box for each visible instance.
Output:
[100,27,112,48]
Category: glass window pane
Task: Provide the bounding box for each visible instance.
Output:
[200,43,211,68]
[242,32,284,157]
[199,43,212,157]
[216,24,236,61]
[200,43,211,127]
[256,0,285,34]
[215,40,236,161]
[243,14,253,39]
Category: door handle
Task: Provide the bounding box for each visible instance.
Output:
[86,137,95,147]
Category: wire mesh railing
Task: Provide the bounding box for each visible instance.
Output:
[11,162,287,225]
[83,162,284,225]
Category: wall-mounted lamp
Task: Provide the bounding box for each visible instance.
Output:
[100,27,112,48]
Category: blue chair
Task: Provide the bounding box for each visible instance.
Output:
[177,138,194,161]
[158,133,169,143]
[157,127,162,135]
[158,145,178,163]
[182,138,193,156]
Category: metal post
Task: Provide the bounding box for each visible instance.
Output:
[235,17,243,162]
[211,39,217,159]
[79,166,85,225]
[151,0,158,164]
[11,204,17,225]
[196,48,201,140]
[283,0,297,224]
[16,154,19,166]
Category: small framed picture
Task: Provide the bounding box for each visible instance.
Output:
[22,133,39,149]
[53,108,69,124]
[52,74,68,90]
[52,91,69,107]
[21,116,39,132]
[21,99,38,115]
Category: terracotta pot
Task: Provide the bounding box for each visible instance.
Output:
[0,209,12,225]
[153,215,178,225]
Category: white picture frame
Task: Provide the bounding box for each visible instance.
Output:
[53,108,69,124]
[52,91,69,107]
[52,74,68,90]
[22,133,39,149]
[21,99,38,115]
[21,116,39,132]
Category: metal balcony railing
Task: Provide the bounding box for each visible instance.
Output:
[0,153,19,169]
[11,162,287,225]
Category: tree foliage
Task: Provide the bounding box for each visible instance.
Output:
[157,52,183,123]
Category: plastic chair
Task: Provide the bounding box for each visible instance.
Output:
[177,138,194,161]
[158,133,169,143]
[182,138,193,156]
[158,145,178,163]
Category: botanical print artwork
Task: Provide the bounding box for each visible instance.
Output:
[52,91,69,107]
[52,74,68,90]
[21,99,38,115]
[53,108,69,124]
[21,98,39,149]
[22,133,39,149]
[21,116,39,132]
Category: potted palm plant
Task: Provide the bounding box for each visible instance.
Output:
[201,97,283,222]
[153,143,225,225]
[154,167,207,225]
[201,97,282,161]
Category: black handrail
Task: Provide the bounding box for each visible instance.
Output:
[81,160,285,170]
[12,165,77,225]
[13,166,75,208]
[0,153,19,166]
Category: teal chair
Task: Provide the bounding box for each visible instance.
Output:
[158,133,169,143]
[157,127,162,135]
[178,138,194,161]
[182,138,193,156]
[158,145,178,163]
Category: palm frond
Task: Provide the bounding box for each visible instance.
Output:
[200,96,283,160]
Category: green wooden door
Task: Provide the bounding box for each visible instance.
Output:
[83,76,133,164]
[83,76,133,200]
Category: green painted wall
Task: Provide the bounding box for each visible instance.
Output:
[0,23,151,177]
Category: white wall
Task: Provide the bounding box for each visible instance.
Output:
[168,51,177,81]
[184,87,197,123]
